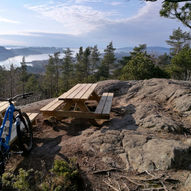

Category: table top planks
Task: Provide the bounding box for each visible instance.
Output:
[58,84,81,99]
[59,83,97,100]
[81,84,97,100]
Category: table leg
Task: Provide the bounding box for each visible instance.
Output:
[76,101,99,126]
[76,101,90,112]
[89,91,100,102]
[62,100,73,111]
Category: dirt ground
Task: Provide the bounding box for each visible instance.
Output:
[4,98,190,191]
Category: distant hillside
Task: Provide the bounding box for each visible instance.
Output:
[0,46,63,61]
[0,46,14,61]
[116,46,170,57]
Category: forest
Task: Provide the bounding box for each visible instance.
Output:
[0,27,190,100]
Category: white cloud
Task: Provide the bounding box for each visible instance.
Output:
[25,3,113,35]
[110,2,123,6]
[25,1,157,36]
[13,0,184,47]
[74,0,101,3]
[0,16,20,24]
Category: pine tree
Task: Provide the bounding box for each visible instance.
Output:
[83,47,91,80]
[0,66,6,97]
[130,44,147,57]
[45,56,56,97]
[99,42,116,79]
[166,27,191,55]
[75,47,84,82]
[169,46,191,80]
[90,45,101,75]
[62,48,73,91]
[10,64,15,97]
[53,52,60,96]
[20,56,27,94]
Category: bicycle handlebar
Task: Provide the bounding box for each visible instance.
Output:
[0,92,33,102]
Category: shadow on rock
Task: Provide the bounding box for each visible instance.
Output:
[172,148,191,170]
[14,135,63,172]
[55,118,92,136]
[101,104,138,132]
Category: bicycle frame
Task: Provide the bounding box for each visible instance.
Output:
[0,103,15,151]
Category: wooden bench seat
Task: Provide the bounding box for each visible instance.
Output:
[95,92,114,118]
[40,98,64,114]
[0,101,11,114]
[27,112,39,124]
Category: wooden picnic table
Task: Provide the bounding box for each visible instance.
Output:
[40,83,114,120]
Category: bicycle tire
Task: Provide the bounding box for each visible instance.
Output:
[16,112,33,155]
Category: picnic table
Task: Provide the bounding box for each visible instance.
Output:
[40,83,114,120]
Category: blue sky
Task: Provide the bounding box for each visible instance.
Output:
[0,0,188,48]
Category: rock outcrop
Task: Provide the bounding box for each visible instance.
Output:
[82,78,191,173]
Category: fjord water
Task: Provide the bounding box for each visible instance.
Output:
[0,54,51,68]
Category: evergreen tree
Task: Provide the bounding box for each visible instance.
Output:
[168,46,191,80]
[113,56,131,79]
[45,56,56,97]
[25,74,39,93]
[62,48,73,91]
[130,44,147,57]
[166,27,191,55]
[20,56,28,94]
[83,47,91,80]
[160,2,191,29]
[75,47,84,82]
[53,52,60,96]
[157,53,171,67]
[0,66,6,97]
[121,52,168,80]
[99,42,116,79]
[10,64,15,97]
[90,45,101,75]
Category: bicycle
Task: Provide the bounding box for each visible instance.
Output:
[0,93,33,177]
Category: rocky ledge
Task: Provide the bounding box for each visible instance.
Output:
[79,78,191,190]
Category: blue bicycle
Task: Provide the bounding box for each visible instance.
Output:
[0,93,33,176]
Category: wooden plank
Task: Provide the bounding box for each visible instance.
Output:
[42,110,110,119]
[66,84,86,99]
[41,84,81,111]
[27,113,39,122]
[95,93,108,114]
[74,84,92,99]
[62,100,73,111]
[0,102,9,113]
[47,100,64,111]
[27,113,32,117]
[0,103,10,113]
[40,98,59,111]
[0,101,7,108]
[89,91,101,102]
[76,101,90,112]
[81,83,97,100]
[59,84,81,99]
[102,93,113,114]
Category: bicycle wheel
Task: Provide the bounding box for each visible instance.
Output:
[16,112,33,155]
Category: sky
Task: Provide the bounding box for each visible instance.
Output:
[0,0,189,48]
